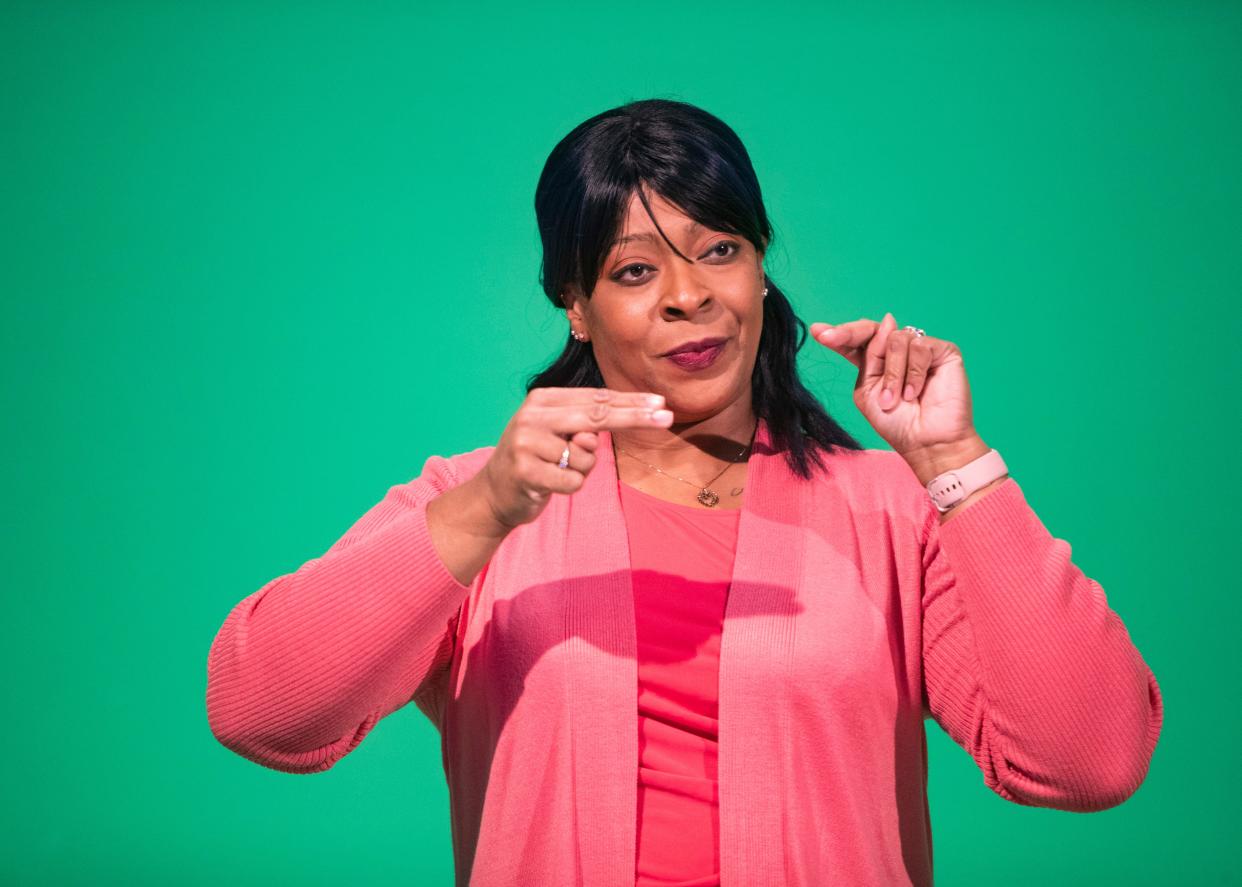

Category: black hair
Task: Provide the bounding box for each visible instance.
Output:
[526,97,863,479]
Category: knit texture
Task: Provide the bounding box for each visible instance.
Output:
[206,418,1163,886]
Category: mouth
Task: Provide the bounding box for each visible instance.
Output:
[663,338,728,370]
[660,336,729,358]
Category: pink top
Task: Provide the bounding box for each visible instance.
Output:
[618,478,742,886]
[205,420,1164,886]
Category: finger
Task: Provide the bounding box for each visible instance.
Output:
[530,387,665,410]
[903,336,933,400]
[571,430,600,452]
[811,320,856,348]
[522,387,670,436]
[529,432,611,496]
[811,319,875,369]
[535,433,597,476]
[527,457,588,497]
[525,401,674,436]
[880,320,912,411]
[861,312,897,389]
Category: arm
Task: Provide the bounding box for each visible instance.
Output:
[902,433,1009,525]
[426,470,513,587]
[204,447,505,774]
[919,475,1164,811]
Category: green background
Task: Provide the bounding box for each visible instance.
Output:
[4,1,1236,884]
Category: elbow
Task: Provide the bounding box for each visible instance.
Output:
[1075,670,1164,812]
[204,655,340,775]
[1074,667,1166,811]
[205,673,371,775]
[1068,714,1163,812]
[205,704,349,775]
[1060,752,1157,812]
[992,750,1157,812]
[204,687,286,772]
[1059,666,1166,812]
[204,596,330,774]
[999,675,1164,813]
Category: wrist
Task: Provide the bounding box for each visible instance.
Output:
[431,472,515,541]
[902,434,992,488]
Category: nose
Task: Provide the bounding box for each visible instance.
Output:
[659,268,713,319]
[661,292,710,320]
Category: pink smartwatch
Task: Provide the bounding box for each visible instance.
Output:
[925,449,1009,513]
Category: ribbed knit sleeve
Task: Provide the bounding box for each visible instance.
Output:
[205,452,480,774]
[919,476,1164,812]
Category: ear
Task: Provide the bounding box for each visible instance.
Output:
[561,287,586,328]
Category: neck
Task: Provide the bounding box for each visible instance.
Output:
[609,399,759,471]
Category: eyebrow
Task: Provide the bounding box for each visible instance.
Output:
[610,220,703,249]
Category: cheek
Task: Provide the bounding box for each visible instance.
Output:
[588,309,641,353]
[609,303,653,341]
[744,303,765,343]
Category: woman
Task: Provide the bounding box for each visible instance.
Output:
[206,98,1163,886]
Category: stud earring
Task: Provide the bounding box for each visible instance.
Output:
[762,286,768,298]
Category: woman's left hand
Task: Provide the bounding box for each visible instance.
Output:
[809,312,979,463]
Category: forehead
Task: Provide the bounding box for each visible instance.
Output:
[611,190,704,249]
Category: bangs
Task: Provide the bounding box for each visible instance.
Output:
[537,99,770,303]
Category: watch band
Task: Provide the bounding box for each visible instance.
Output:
[925,448,1009,512]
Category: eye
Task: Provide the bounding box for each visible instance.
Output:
[706,240,741,260]
[609,240,741,285]
[611,263,653,283]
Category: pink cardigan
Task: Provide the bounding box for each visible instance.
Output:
[205,418,1163,886]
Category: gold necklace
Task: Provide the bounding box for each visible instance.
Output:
[613,420,757,508]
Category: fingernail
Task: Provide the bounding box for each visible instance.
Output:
[652,409,674,422]
[903,384,915,401]
[880,388,893,408]
[646,394,664,406]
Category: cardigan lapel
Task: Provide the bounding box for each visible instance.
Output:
[561,423,640,886]
[716,420,807,885]
[562,417,804,885]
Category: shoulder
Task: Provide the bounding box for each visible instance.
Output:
[815,446,914,488]
[410,442,497,491]
[442,443,497,481]
[810,446,933,522]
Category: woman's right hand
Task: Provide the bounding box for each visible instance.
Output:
[478,387,674,529]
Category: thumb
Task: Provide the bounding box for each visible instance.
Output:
[810,321,845,351]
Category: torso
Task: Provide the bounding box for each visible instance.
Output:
[616,461,749,511]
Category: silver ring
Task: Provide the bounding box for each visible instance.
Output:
[557,444,571,469]
[902,325,926,337]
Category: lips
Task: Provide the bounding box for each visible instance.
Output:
[661,336,728,357]
[664,340,726,370]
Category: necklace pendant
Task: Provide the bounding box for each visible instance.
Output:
[697,487,719,507]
